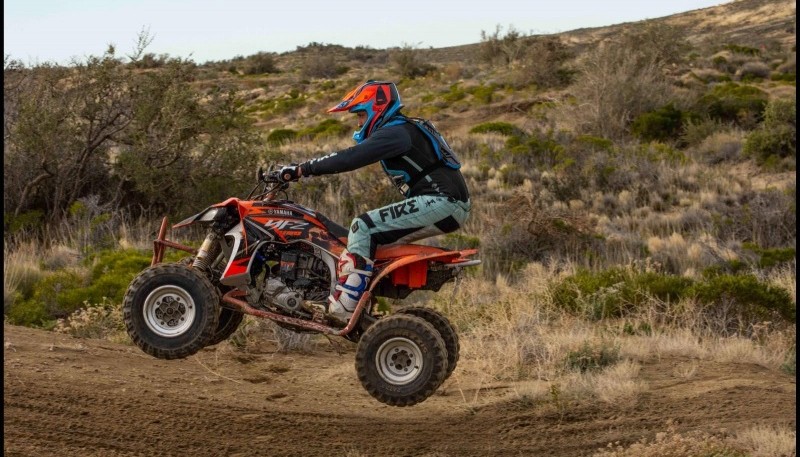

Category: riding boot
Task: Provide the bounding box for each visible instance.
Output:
[327,250,374,324]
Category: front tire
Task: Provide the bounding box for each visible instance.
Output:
[355,314,448,407]
[123,263,220,359]
[396,307,460,380]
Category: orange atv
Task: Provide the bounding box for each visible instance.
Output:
[123,165,480,406]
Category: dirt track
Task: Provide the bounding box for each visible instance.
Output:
[3,323,795,457]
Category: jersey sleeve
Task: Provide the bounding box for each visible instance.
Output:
[301,125,412,176]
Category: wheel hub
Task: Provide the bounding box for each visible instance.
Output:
[375,337,423,385]
[143,285,196,337]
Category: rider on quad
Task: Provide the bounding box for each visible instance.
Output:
[278,80,471,323]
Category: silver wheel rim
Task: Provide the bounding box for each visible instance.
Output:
[142,285,196,337]
[375,337,423,385]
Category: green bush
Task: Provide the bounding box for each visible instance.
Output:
[743,242,796,268]
[442,84,467,103]
[469,121,522,136]
[743,97,796,164]
[4,210,45,235]
[698,83,768,127]
[85,249,154,305]
[689,273,796,325]
[5,249,167,327]
[724,44,760,56]
[565,341,621,372]
[242,52,278,75]
[468,84,495,104]
[8,270,86,326]
[297,119,350,140]
[267,128,298,145]
[631,103,685,142]
[551,269,693,319]
[782,346,796,376]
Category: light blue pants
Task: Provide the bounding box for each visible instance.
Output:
[346,196,471,259]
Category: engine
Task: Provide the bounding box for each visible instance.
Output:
[253,246,331,315]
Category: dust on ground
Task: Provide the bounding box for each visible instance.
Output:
[3,323,795,457]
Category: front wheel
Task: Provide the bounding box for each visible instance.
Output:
[355,314,448,407]
[123,263,220,359]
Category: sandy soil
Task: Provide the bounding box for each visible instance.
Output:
[3,323,795,457]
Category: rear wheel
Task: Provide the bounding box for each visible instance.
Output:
[396,307,459,379]
[206,308,245,346]
[123,263,220,359]
[355,314,447,407]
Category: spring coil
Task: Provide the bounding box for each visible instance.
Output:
[192,233,222,272]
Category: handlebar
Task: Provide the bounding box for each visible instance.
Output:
[247,165,291,200]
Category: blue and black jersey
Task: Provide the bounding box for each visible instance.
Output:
[301,118,469,203]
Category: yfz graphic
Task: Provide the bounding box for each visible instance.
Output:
[123,166,480,406]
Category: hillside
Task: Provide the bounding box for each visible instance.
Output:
[3,1,796,456]
[195,0,795,135]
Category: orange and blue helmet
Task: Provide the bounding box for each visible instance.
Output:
[327,80,403,144]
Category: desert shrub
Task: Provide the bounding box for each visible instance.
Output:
[442,84,467,103]
[551,269,693,320]
[267,90,307,115]
[782,346,796,375]
[724,43,760,56]
[440,232,481,250]
[8,270,87,326]
[469,121,521,136]
[561,24,681,140]
[53,298,124,340]
[742,243,796,268]
[468,84,495,104]
[708,185,796,248]
[680,117,730,147]
[574,135,615,153]
[5,248,172,327]
[743,97,796,165]
[4,210,45,235]
[690,129,744,164]
[297,119,350,140]
[300,53,344,79]
[479,24,530,67]
[630,103,686,142]
[697,82,768,127]
[480,194,598,276]
[512,36,575,89]
[565,341,621,373]
[84,249,154,305]
[736,61,771,81]
[390,44,436,79]
[267,128,298,145]
[3,245,46,314]
[242,52,278,75]
[690,273,796,332]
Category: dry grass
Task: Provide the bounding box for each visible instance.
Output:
[3,242,45,313]
[734,424,797,457]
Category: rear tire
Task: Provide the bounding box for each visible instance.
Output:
[206,308,245,346]
[123,263,220,359]
[355,314,447,407]
[396,307,459,380]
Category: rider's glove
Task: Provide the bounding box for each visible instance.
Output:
[278,164,302,182]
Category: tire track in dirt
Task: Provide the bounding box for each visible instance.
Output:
[4,324,796,457]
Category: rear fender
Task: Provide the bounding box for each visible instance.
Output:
[370,248,479,291]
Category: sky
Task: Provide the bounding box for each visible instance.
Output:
[4,0,729,65]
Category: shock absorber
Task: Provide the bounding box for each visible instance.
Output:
[193,231,222,272]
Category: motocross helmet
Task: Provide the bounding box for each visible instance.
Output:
[327,80,403,144]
